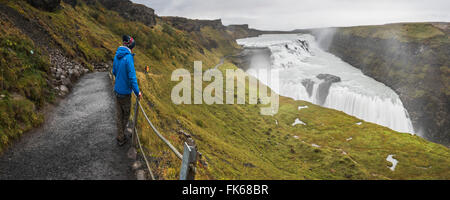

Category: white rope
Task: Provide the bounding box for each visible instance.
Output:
[137,100,183,160]
[134,127,156,180]
[111,71,184,179]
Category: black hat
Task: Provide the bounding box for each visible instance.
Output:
[122,35,135,49]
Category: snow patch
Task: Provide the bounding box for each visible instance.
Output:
[311,144,320,148]
[346,137,353,141]
[275,120,278,125]
[292,118,306,126]
[386,155,398,171]
[293,135,299,139]
[298,105,308,111]
[356,122,362,125]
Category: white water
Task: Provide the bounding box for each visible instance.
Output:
[237,34,414,134]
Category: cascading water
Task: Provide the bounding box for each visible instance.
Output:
[237,34,415,134]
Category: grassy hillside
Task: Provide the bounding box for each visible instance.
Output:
[336,23,447,41]
[0,12,51,151]
[136,61,450,180]
[0,0,449,179]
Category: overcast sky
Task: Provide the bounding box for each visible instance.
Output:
[131,0,450,30]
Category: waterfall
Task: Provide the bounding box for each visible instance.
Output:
[237,34,415,134]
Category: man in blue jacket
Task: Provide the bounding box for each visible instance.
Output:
[113,35,142,146]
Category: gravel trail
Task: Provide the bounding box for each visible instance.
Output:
[0,72,134,180]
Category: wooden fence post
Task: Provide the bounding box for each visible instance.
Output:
[132,98,140,148]
[179,138,197,180]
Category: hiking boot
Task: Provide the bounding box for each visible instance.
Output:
[117,137,128,146]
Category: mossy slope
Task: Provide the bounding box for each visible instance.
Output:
[0,12,50,152]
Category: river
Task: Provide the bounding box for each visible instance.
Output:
[237,34,414,134]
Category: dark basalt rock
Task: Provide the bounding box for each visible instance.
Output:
[298,40,310,52]
[317,74,341,83]
[230,47,271,71]
[301,79,315,97]
[62,0,78,7]
[319,24,450,145]
[226,24,262,39]
[316,74,341,105]
[97,0,156,27]
[163,16,225,32]
[26,0,61,11]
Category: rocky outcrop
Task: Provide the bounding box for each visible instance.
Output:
[318,24,450,145]
[226,24,262,39]
[26,0,61,11]
[317,74,341,83]
[230,47,271,71]
[227,24,301,39]
[316,74,341,105]
[301,79,315,97]
[97,0,156,27]
[227,24,250,31]
[297,40,310,52]
[93,63,111,72]
[62,0,78,7]
[49,49,90,96]
[162,17,224,32]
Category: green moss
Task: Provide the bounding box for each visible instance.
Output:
[0,15,51,152]
[0,98,44,154]
[340,23,446,42]
[134,61,450,180]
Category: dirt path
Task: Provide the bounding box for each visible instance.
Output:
[0,72,134,180]
[0,3,55,50]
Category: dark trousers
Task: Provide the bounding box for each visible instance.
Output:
[115,93,131,141]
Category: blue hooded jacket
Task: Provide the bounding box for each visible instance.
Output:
[113,46,140,96]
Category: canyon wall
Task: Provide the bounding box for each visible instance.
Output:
[315,23,450,145]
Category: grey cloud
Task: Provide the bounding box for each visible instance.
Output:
[132,0,450,30]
